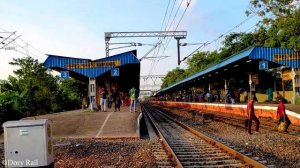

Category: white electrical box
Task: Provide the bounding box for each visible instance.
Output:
[2,119,54,167]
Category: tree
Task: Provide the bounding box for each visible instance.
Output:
[161,67,187,88]
[9,57,61,115]
[247,0,298,21]
[59,78,88,110]
[264,8,300,50]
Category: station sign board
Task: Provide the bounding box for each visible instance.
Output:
[61,71,69,79]
[111,68,120,77]
[259,61,268,70]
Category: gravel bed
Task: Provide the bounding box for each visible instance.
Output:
[54,138,157,168]
[0,138,157,168]
[157,105,300,168]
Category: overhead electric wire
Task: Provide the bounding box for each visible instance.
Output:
[160,0,191,55]
[144,0,178,80]
[148,0,176,64]
[184,12,258,61]
[164,0,178,34]
[152,0,180,59]
[151,0,190,67]
[160,0,172,32]
[148,0,191,78]
[0,26,46,60]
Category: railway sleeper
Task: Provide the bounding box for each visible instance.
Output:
[178,155,232,161]
[180,159,243,166]
[177,153,231,159]
[172,148,222,153]
[183,163,246,168]
[179,156,236,162]
[153,152,169,155]
[154,157,170,161]
[176,154,230,159]
[174,150,224,155]
[156,161,174,167]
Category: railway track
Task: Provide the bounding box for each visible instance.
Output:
[157,105,300,139]
[212,115,300,138]
[142,104,267,168]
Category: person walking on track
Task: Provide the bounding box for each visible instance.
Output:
[247,95,260,134]
[277,98,291,132]
[129,87,137,112]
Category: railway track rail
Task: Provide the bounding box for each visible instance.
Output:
[142,104,267,168]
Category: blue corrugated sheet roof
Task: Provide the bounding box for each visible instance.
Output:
[157,46,299,94]
[44,50,139,78]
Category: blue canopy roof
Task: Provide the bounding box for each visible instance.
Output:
[44,50,140,78]
[157,46,299,94]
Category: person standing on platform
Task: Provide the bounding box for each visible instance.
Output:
[276,91,283,101]
[112,87,121,112]
[101,87,108,112]
[267,88,273,102]
[277,99,291,131]
[129,87,137,112]
[247,95,260,134]
[243,90,248,103]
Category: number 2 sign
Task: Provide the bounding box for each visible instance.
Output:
[111,68,120,77]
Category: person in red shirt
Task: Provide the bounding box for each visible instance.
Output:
[247,95,260,134]
[277,99,291,131]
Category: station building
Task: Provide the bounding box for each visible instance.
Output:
[43,50,140,106]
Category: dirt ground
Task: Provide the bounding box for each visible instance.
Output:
[0,107,140,142]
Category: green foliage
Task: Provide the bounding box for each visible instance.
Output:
[0,57,88,125]
[59,78,88,110]
[264,9,300,50]
[161,67,187,88]
[247,0,297,18]
[185,51,221,76]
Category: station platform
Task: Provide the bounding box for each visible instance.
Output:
[1,106,141,142]
[152,101,300,125]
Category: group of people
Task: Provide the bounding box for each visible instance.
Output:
[96,86,139,112]
[246,95,291,134]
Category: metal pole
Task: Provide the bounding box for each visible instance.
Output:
[175,36,185,65]
[177,38,181,65]
[105,38,109,57]
[105,32,111,57]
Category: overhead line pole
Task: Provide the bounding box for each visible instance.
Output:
[104,31,187,57]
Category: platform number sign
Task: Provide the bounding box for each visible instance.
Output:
[111,68,120,77]
[259,61,268,70]
[61,71,69,79]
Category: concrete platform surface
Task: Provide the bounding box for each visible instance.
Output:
[0,106,141,142]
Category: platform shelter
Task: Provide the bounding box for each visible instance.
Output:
[156,46,300,104]
[44,50,140,107]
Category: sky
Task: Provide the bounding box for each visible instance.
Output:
[0,0,260,91]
